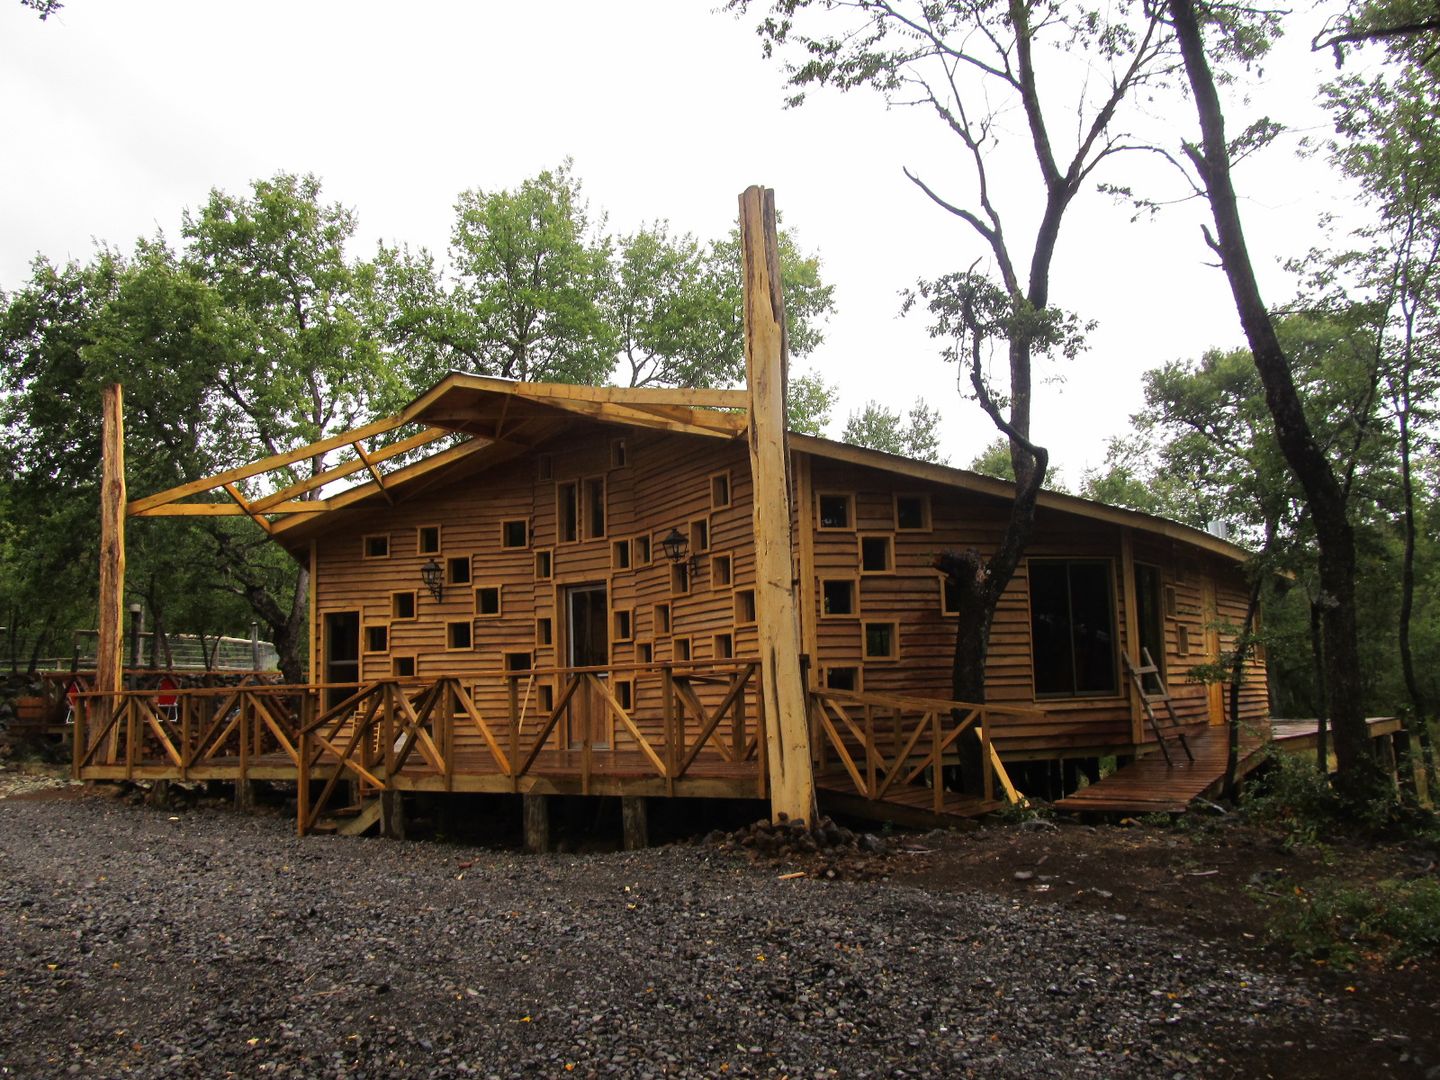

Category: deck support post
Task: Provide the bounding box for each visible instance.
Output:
[523,793,551,854]
[621,795,649,851]
[739,185,816,828]
[379,790,406,839]
[96,383,126,771]
[234,779,258,812]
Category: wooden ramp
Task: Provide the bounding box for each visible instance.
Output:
[1054,717,1404,815]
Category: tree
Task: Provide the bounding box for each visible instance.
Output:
[786,369,838,435]
[843,399,947,462]
[732,0,1178,792]
[1167,0,1393,805]
[19,0,62,19]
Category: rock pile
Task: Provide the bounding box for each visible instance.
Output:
[708,813,897,880]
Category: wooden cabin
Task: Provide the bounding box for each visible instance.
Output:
[273,375,1265,767]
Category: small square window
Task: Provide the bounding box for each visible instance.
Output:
[821,579,856,617]
[710,472,731,509]
[671,562,691,596]
[392,656,416,678]
[538,683,555,712]
[417,525,441,555]
[1164,585,1179,619]
[864,621,898,660]
[447,556,471,586]
[674,636,692,662]
[633,535,652,566]
[613,608,633,642]
[734,589,757,626]
[713,632,734,660]
[364,624,389,653]
[446,621,472,650]
[612,539,631,570]
[615,678,635,711]
[637,640,654,664]
[817,493,853,530]
[474,586,501,617]
[391,591,417,620]
[501,519,529,549]
[859,535,893,574]
[655,603,672,636]
[535,550,553,580]
[689,518,710,553]
[894,494,931,531]
[1177,624,1191,656]
[364,534,390,559]
[824,666,860,692]
[504,651,532,673]
[610,438,627,468]
[536,617,553,646]
[537,454,554,481]
[939,576,962,616]
[712,553,733,589]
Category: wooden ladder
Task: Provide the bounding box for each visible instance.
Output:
[1124,648,1194,768]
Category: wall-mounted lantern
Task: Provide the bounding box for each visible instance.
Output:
[420,558,444,603]
[661,527,699,578]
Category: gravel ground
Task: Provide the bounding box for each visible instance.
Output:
[0,796,1347,1079]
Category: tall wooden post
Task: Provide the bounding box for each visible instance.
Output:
[739,185,816,826]
[96,383,127,765]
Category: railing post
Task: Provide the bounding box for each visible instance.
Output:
[297,725,311,837]
[508,674,520,792]
[864,705,876,799]
[980,708,994,803]
[663,665,676,797]
[732,666,747,764]
[180,695,191,780]
[755,671,768,799]
[125,699,137,781]
[932,710,943,815]
[443,679,456,792]
[381,683,395,790]
[237,692,249,788]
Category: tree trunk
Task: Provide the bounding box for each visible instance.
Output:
[1310,599,1330,773]
[1394,375,1436,795]
[1168,0,1388,807]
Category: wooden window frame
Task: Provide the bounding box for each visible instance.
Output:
[557,481,580,544]
[710,470,732,510]
[363,533,391,559]
[612,607,634,643]
[636,639,654,664]
[633,534,652,567]
[583,475,607,540]
[391,590,417,621]
[537,453,554,481]
[858,533,894,575]
[503,650,533,674]
[670,562,691,597]
[689,516,711,554]
[734,588,757,627]
[711,552,733,590]
[363,623,390,655]
[501,518,530,550]
[673,635,693,662]
[1163,584,1179,619]
[391,655,417,678]
[820,577,859,619]
[417,524,442,556]
[536,681,555,713]
[816,491,855,531]
[473,585,502,619]
[654,602,672,637]
[938,575,961,617]
[611,538,632,571]
[446,555,472,587]
[534,549,553,581]
[1177,624,1192,657]
[713,631,734,660]
[614,676,635,712]
[445,621,473,651]
[535,616,553,647]
[820,665,863,693]
[863,621,899,662]
[893,493,932,532]
[1026,557,1121,699]
[610,437,628,469]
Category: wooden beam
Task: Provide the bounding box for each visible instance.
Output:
[248,427,447,512]
[126,412,409,515]
[96,384,126,709]
[223,483,273,534]
[1120,527,1145,746]
[740,185,816,827]
[352,440,393,505]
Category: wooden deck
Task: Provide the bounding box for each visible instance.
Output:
[1053,717,1403,814]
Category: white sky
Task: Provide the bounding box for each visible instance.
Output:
[0,0,1371,483]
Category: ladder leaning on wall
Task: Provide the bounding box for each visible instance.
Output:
[1124,648,1195,768]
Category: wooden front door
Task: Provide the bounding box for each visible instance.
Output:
[566,585,610,748]
[323,611,360,711]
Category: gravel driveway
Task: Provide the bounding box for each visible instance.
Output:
[0,795,1331,1078]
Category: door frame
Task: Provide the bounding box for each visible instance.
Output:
[563,583,610,749]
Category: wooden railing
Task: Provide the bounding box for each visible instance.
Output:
[72,682,307,782]
[806,686,1025,812]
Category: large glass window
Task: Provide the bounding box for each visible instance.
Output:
[1030,560,1118,696]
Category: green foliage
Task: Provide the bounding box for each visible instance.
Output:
[785,369,837,436]
[1263,876,1440,965]
[842,399,947,463]
[969,438,1016,481]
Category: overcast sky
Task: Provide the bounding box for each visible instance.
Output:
[1,1,1371,482]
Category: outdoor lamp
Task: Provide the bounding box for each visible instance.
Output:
[660,527,689,566]
[420,558,444,603]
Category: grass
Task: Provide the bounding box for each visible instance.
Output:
[1262,876,1440,966]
